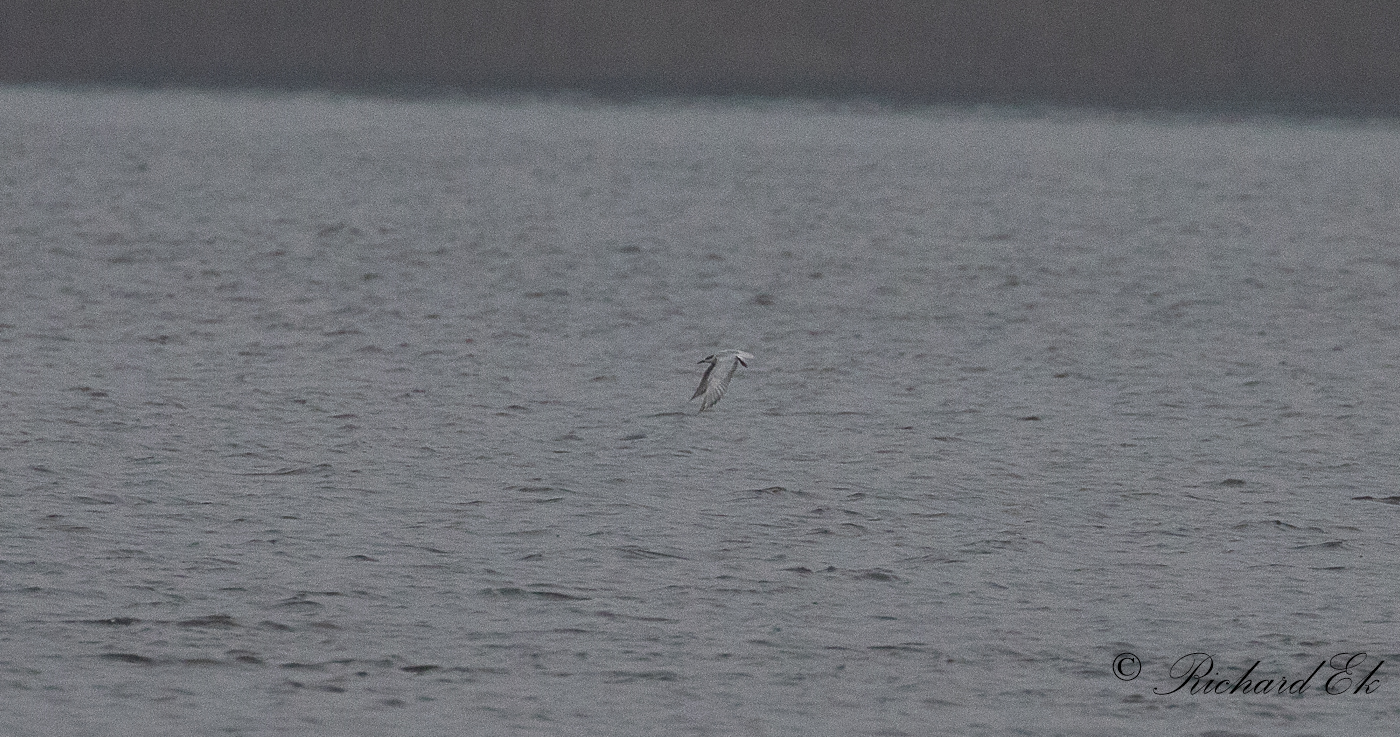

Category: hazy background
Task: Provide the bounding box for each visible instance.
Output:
[3,0,1400,109]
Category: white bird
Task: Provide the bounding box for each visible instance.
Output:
[691,350,754,412]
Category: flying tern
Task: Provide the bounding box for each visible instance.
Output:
[691,350,754,412]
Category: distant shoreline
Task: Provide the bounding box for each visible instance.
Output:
[4,1,1398,112]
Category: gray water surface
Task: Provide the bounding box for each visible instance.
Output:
[2,87,1400,736]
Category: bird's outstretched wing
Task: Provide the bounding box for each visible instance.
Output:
[691,358,717,401]
[698,359,739,411]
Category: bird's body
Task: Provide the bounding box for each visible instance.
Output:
[691,350,754,412]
